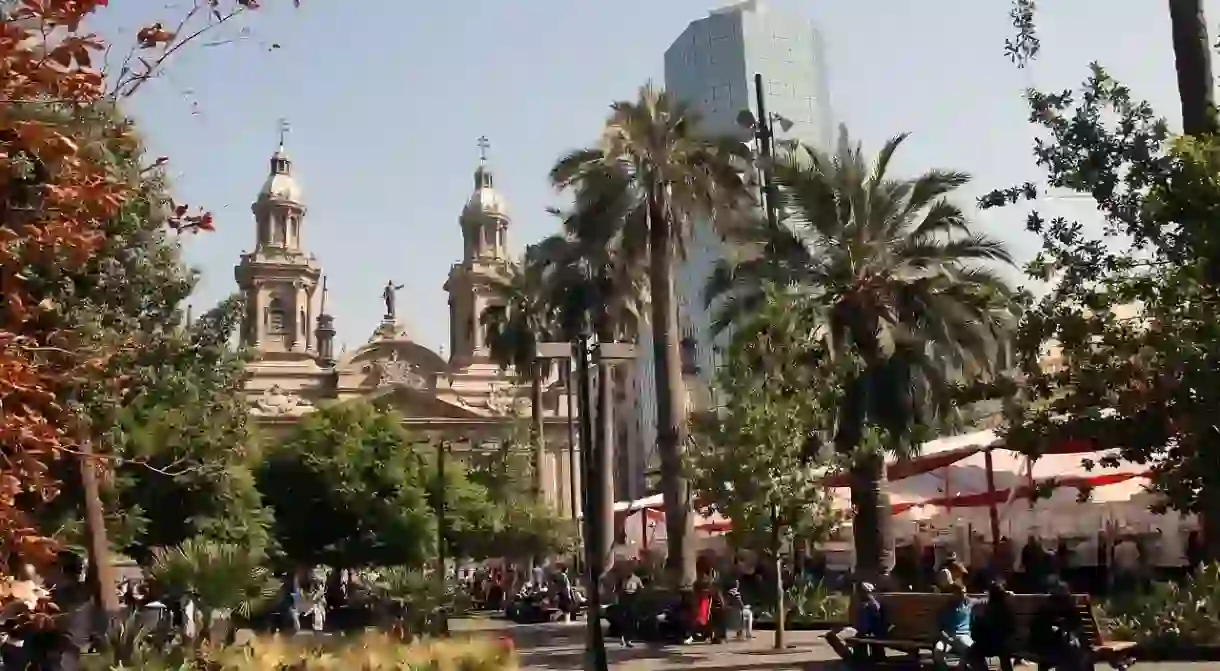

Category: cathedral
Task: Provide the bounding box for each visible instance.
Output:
[230,139,580,518]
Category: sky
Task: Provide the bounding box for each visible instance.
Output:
[91,0,1215,354]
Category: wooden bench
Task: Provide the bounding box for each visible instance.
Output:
[834,592,1136,669]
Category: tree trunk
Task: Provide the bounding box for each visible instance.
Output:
[648,193,694,587]
[79,441,119,617]
[770,505,786,650]
[595,348,616,573]
[1168,0,1216,135]
[849,452,893,586]
[530,361,546,503]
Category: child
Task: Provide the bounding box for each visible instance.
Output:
[934,582,975,671]
[726,579,754,640]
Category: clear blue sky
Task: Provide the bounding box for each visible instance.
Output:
[93,0,1211,353]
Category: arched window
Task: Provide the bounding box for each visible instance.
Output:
[267,297,286,334]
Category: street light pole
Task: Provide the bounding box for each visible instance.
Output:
[435,438,450,636]
[753,73,780,231]
[573,332,608,671]
[564,363,583,573]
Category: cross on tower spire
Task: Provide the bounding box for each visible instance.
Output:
[477,136,490,163]
[278,118,290,149]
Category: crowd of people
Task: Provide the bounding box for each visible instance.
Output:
[891,529,1206,597]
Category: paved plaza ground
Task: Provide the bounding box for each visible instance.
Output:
[450,619,1212,670]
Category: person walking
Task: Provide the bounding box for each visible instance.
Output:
[726,579,753,641]
[616,569,642,647]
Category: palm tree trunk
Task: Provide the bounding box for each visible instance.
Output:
[595,353,616,573]
[849,452,894,586]
[530,362,546,503]
[1168,0,1216,135]
[648,193,694,587]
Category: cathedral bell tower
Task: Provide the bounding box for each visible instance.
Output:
[234,125,322,361]
[444,137,510,368]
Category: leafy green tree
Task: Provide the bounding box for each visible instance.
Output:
[257,401,434,568]
[459,421,578,562]
[706,130,1017,581]
[690,286,844,648]
[26,106,269,562]
[979,52,1220,556]
[551,84,749,584]
[532,203,645,566]
[1006,0,1215,136]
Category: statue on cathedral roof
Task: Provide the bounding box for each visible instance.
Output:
[382,279,404,320]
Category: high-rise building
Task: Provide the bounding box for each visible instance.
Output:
[622,1,833,500]
[663,0,832,144]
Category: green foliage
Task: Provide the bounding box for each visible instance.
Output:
[980,65,1220,533]
[148,537,277,619]
[706,130,1016,577]
[787,580,849,623]
[552,83,752,583]
[368,566,470,636]
[1005,0,1039,67]
[257,401,434,568]
[689,286,845,554]
[25,105,268,559]
[1103,565,1220,646]
[482,259,554,377]
[456,422,577,561]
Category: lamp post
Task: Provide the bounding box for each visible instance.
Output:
[736,73,794,232]
[537,337,636,671]
[564,363,582,572]
[434,436,453,636]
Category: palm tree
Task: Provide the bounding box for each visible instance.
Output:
[706,127,1017,581]
[551,83,749,584]
[482,256,555,502]
[532,185,646,567]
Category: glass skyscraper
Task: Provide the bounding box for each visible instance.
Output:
[622,1,832,500]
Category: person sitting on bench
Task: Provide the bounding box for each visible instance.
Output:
[1029,580,1088,671]
[934,583,976,671]
[969,580,1016,671]
[825,582,888,663]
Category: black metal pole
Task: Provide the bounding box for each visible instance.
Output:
[753,72,780,231]
[574,334,607,671]
[436,439,449,635]
[564,364,583,574]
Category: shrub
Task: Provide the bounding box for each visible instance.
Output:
[787,579,848,622]
[84,630,518,671]
[1103,563,1220,647]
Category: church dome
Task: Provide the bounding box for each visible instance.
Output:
[260,147,303,202]
[462,165,508,219]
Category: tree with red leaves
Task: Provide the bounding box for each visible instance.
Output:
[1,0,280,613]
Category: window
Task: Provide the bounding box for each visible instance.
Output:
[680,337,699,376]
[267,297,286,334]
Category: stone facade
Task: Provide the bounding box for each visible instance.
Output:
[232,141,581,517]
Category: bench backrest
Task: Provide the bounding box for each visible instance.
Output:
[876,593,955,641]
[876,593,1106,647]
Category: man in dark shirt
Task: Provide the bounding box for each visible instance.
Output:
[825,582,887,663]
